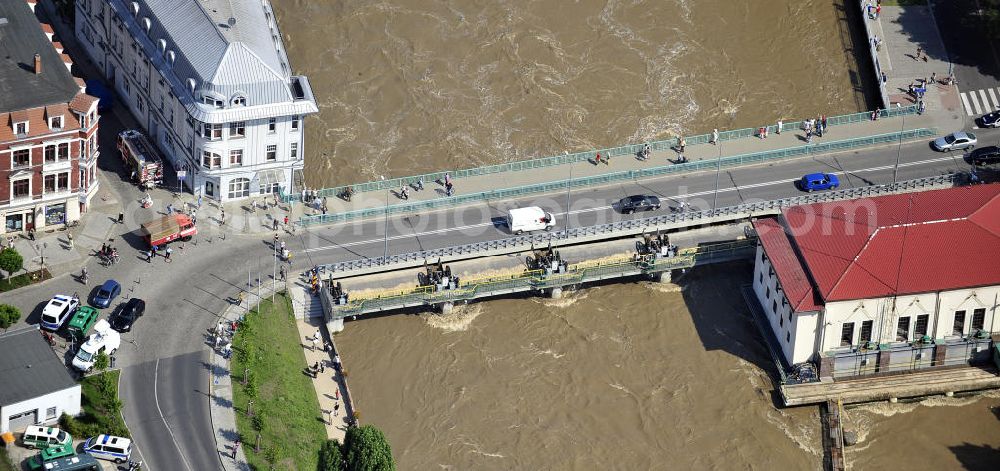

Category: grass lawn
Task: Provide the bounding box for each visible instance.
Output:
[60,370,129,438]
[0,269,52,293]
[231,294,326,470]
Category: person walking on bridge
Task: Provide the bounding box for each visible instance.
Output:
[711,129,719,145]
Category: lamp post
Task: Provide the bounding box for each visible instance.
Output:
[564,157,573,231]
[712,136,723,211]
[380,175,389,263]
[893,110,906,183]
[36,242,47,270]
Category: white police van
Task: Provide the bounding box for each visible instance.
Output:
[82,434,132,463]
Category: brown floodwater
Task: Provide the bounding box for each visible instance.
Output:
[272,0,1000,468]
[274,0,872,187]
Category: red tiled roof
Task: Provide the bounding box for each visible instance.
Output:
[753,218,822,312]
[758,184,1000,311]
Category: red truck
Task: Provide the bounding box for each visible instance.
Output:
[118,129,164,190]
[140,214,197,247]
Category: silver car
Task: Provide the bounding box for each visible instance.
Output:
[932,132,977,152]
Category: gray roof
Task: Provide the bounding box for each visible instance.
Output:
[120,0,316,122]
[0,327,78,407]
[0,1,79,112]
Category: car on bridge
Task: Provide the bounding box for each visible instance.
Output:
[931,131,976,152]
[976,110,1000,128]
[616,195,661,214]
[797,173,840,192]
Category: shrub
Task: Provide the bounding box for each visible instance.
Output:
[318,440,343,471]
[343,425,395,471]
[0,304,21,330]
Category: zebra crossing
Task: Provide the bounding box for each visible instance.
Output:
[960,86,1000,117]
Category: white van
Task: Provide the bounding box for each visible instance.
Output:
[82,435,132,463]
[72,320,121,372]
[506,207,556,234]
[21,426,72,449]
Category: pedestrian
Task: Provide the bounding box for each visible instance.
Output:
[930,72,936,84]
[279,265,286,281]
[320,362,325,373]
[871,110,879,121]
[165,247,173,261]
[444,172,451,187]
[821,115,827,134]
[310,335,318,351]
[916,46,922,61]
[272,219,279,231]
[758,126,765,139]
[776,119,783,134]
[280,240,286,252]
[334,402,340,417]
[918,99,926,115]
[197,195,203,208]
[118,212,124,224]
[233,440,240,459]
[762,126,768,139]
[806,130,813,143]
[334,389,340,401]
[283,215,289,226]
[881,71,887,83]
[220,209,226,225]
[445,181,454,196]
[166,203,173,215]
[28,228,35,241]
[815,116,822,137]
[101,243,108,255]
[875,4,881,18]
[679,137,686,152]
[594,153,601,165]
[145,250,152,263]
[67,233,74,249]
[711,128,719,145]
[324,341,332,352]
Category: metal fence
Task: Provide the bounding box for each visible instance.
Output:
[282,106,919,203]
[317,172,959,275]
[299,127,935,227]
[829,336,995,379]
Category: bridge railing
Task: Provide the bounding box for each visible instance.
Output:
[282,106,918,203]
[316,173,958,276]
[298,126,935,227]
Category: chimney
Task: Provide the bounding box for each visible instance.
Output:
[33,53,41,74]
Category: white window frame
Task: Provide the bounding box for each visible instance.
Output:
[291,115,300,131]
[265,144,277,161]
[15,121,28,136]
[228,178,251,199]
[229,121,246,138]
[11,176,31,200]
[267,117,276,133]
[290,142,298,160]
[11,147,31,168]
[49,115,64,130]
[201,151,221,169]
[229,149,243,167]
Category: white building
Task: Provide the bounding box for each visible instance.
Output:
[0,328,81,433]
[751,184,1000,377]
[73,0,318,201]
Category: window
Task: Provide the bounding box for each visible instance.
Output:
[229,121,246,138]
[12,149,30,167]
[229,149,243,167]
[44,145,57,163]
[972,308,986,332]
[266,144,277,161]
[268,117,276,132]
[50,116,63,129]
[896,316,910,342]
[786,332,791,343]
[291,115,300,131]
[228,178,250,199]
[290,142,298,159]
[953,310,966,336]
[771,300,777,314]
[840,322,855,346]
[201,151,221,169]
[758,273,763,285]
[13,179,29,198]
[860,320,874,344]
[44,175,56,193]
[58,143,69,160]
[765,287,771,299]
[232,95,246,106]
[201,123,223,140]
[59,173,68,190]
[202,95,224,108]
[44,173,70,193]
[914,314,929,338]
[779,316,784,327]
[15,121,27,135]
[46,407,57,420]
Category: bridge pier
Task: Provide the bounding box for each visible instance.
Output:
[656,270,672,283]
[550,287,563,299]
[440,302,454,315]
[328,318,344,333]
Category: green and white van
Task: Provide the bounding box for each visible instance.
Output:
[26,442,75,470]
[21,426,72,449]
[66,306,100,341]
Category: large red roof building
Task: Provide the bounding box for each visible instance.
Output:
[750,184,1000,376]
[1,1,100,234]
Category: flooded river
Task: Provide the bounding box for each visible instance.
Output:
[271,0,1000,468]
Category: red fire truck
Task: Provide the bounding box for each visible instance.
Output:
[118,129,164,190]
[140,214,197,248]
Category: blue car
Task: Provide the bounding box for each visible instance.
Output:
[798,173,840,192]
[92,280,121,309]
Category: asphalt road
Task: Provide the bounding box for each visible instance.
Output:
[290,129,998,269]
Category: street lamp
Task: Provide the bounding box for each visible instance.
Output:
[36,242,47,270]
[564,153,573,231]
[380,175,389,264]
[893,108,906,184]
[712,135,723,211]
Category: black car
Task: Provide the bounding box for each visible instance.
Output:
[977,111,1000,128]
[616,195,661,214]
[970,146,1000,167]
[110,298,145,332]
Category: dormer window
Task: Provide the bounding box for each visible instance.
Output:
[15,121,28,136]
[231,95,246,106]
[49,116,63,130]
[202,95,224,108]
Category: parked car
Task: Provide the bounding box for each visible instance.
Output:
[66,306,100,341]
[27,442,76,470]
[969,146,1000,167]
[21,426,72,449]
[40,295,80,331]
[931,131,977,152]
[110,298,145,333]
[91,280,121,309]
[83,435,132,463]
[72,320,121,372]
[616,195,661,214]
[797,173,840,192]
[976,110,1000,128]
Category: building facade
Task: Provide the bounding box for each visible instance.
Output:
[751,185,1000,376]
[73,0,317,201]
[0,328,82,433]
[0,1,100,235]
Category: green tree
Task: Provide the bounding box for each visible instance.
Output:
[318,439,343,471]
[343,425,395,471]
[0,304,22,330]
[264,445,280,470]
[0,247,23,277]
[94,352,110,372]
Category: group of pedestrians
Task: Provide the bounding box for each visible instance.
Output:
[144,244,173,263]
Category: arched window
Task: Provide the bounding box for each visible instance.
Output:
[228,178,250,199]
[231,95,246,106]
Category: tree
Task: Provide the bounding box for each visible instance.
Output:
[0,304,22,331]
[94,352,110,372]
[343,425,395,471]
[318,439,343,471]
[0,247,23,277]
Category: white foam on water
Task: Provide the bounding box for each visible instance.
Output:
[423,304,484,332]
[641,281,684,294]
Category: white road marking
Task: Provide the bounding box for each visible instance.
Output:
[970,91,983,115]
[980,90,991,113]
[154,359,194,471]
[989,88,999,109]
[961,92,974,116]
[302,155,959,254]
